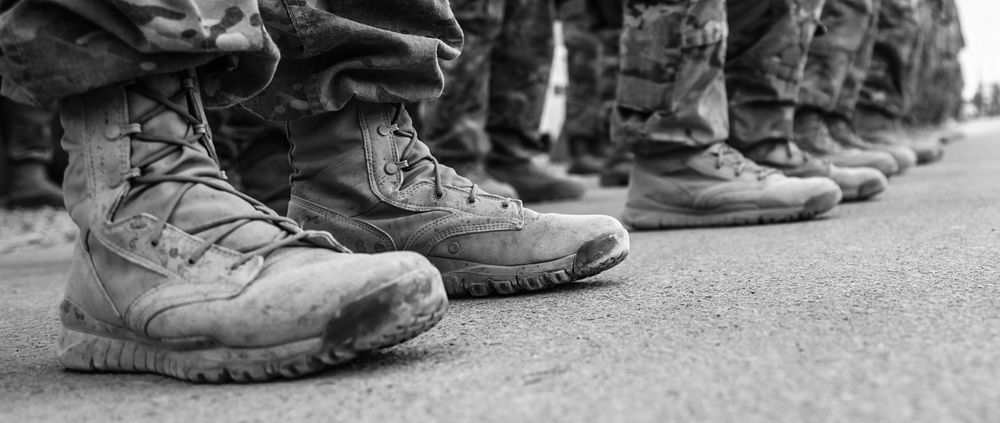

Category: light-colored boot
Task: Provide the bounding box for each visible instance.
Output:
[56,72,447,383]
[623,143,841,229]
[286,100,629,297]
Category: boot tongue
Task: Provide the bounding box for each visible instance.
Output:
[117,81,287,253]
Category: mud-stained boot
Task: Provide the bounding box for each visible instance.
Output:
[286,101,629,297]
[842,111,917,173]
[623,143,841,229]
[598,145,634,188]
[487,161,586,203]
[743,139,886,202]
[56,72,448,383]
[450,161,520,199]
[793,110,899,177]
[7,160,64,208]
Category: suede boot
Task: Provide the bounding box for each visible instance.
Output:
[286,100,629,297]
[743,139,887,202]
[623,143,841,229]
[793,110,900,177]
[56,72,447,383]
[843,110,918,172]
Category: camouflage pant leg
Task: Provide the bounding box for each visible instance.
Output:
[421,0,504,165]
[485,0,556,165]
[560,0,622,156]
[613,0,729,152]
[724,0,826,148]
[0,96,57,163]
[832,0,881,117]
[799,0,876,113]
[0,0,462,121]
[856,0,922,118]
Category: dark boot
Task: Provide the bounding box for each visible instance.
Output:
[286,101,629,297]
[7,160,63,208]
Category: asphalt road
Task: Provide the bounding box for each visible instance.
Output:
[3,120,1000,422]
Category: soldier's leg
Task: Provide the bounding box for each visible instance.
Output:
[418,0,518,199]
[821,0,920,172]
[274,0,629,297]
[0,0,454,382]
[484,0,587,202]
[562,0,607,175]
[0,97,63,207]
[725,0,887,202]
[616,0,841,229]
[794,0,900,177]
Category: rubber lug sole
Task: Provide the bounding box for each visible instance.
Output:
[55,269,448,383]
[623,190,840,230]
[429,229,629,297]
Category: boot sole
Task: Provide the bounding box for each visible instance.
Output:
[623,191,840,230]
[55,270,448,383]
[429,229,629,297]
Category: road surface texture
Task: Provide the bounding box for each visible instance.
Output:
[3,120,999,422]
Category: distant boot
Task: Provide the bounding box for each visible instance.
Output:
[793,110,899,177]
[598,145,634,187]
[487,161,586,203]
[286,101,629,297]
[903,127,945,165]
[845,110,918,172]
[567,136,607,175]
[623,143,841,229]
[450,161,520,199]
[7,160,63,208]
[56,72,447,383]
[743,139,887,202]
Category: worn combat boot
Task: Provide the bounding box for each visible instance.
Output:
[286,100,629,297]
[56,72,448,383]
[793,110,899,177]
[6,160,64,208]
[842,110,918,172]
[623,143,841,229]
[743,139,887,202]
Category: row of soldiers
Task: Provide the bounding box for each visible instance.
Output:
[0,0,964,383]
[0,0,966,214]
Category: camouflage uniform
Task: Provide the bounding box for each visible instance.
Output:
[421,0,556,166]
[613,0,825,151]
[855,0,923,119]
[725,0,827,148]
[798,0,881,118]
[0,0,463,119]
[560,0,622,162]
[907,0,963,125]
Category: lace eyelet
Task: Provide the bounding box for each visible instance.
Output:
[186,258,197,265]
[501,202,510,208]
[150,240,159,247]
[467,198,476,205]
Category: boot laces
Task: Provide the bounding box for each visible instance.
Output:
[123,71,349,269]
[386,104,510,208]
[711,145,777,180]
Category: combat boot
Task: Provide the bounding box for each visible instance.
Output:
[743,139,887,202]
[843,110,918,172]
[902,126,945,165]
[6,160,63,208]
[793,110,899,177]
[487,161,586,203]
[56,72,448,383]
[623,143,841,229]
[286,100,629,297]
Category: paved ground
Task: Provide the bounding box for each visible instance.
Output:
[3,120,1000,422]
